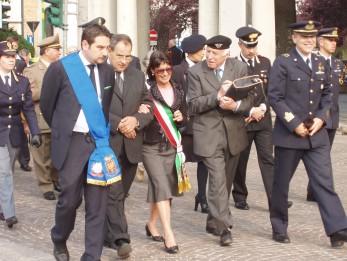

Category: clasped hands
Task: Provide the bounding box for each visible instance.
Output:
[294,118,324,138]
[117,103,151,139]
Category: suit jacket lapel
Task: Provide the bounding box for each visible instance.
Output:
[292,48,311,76]
[97,64,105,100]
[221,58,235,82]
[122,69,131,99]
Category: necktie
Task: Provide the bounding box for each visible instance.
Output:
[215,68,222,82]
[87,64,97,91]
[326,58,331,69]
[248,59,254,69]
[4,76,10,89]
[306,58,311,69]
[116,71,123,95]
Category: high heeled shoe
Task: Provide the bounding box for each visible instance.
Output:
[145,224,164,242]
[164,240,179,254]
[194,195,209,213]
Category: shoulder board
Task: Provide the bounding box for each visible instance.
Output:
[281,53,290,58]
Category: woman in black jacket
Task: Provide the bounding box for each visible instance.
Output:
[142,51,186,254]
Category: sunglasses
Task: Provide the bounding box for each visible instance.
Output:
[155,67,173,74]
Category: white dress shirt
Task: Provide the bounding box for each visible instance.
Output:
[73,51,102,133]
[0,72,12,87]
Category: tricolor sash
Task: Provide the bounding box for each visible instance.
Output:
[61,52,121,186]
[152,99,191,193]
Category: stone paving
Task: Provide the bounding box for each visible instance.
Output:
[1,132,347,261]
[2,94,347,260]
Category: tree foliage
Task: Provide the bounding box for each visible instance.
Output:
[0,28,35,56]
[297,0,347,38]
[150,0,198,51]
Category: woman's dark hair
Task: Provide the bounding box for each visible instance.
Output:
[81,24,111,46]
[146,50,171,81]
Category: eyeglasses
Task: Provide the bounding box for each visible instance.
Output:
[154,67,173,74]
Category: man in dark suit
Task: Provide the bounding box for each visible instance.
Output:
[40,24,115,261]
[172,34,210,214]
[187,35,255,246]
[0,41,41,228]
[232,26,274,210]
[268,20,347,247]
[306,27,344,202]
[103,34,153,258]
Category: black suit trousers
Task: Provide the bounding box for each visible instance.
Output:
[232,128,274,205]
[270,145,347,236]
[105,151,138,244]
[51,133,108,261]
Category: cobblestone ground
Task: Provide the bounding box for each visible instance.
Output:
[1,133,347,261]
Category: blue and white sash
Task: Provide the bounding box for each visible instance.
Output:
[61,52,121,186]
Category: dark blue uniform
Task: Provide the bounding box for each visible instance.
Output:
[0,72,39,146]
[268,48,347,237]
[307,54,345,201]
[324,55,344,144]
[232,54,274,207]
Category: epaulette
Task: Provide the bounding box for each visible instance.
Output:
[281,53,290,58]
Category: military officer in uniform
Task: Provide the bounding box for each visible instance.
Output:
[23,34,61,200]
[231,26,274,210]
[0,41,41,228]
[306,27,344,202]
[187,35,255,246]
[268,21,347,247]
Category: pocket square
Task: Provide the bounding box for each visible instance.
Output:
[104,85,112,90]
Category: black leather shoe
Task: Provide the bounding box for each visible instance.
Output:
[220,229,232,246]
[145,224,164,242]
[272,232,290,243]
[330,237,344,248]
[234,201,250,210]
[164,241,179,254]
[330,229,347,248]
[287,201,293,208]
[20,164,32,172]
[194,195,209,214]
[53,243,69,261]
[0,212,4,221]
[115,239,132,259]
[6,216,18,228]
[206,226,221,236]
[43,191,56,200]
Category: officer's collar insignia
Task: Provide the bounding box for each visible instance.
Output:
[214,43,223,49]
[284,112,294,123]
[293,58,297,62]
[282,53,290,57]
